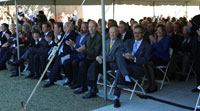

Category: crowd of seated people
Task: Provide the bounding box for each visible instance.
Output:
[0,10,200,108]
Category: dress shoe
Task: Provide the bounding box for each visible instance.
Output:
[8,59,24,66]
[74,87,88,94]
[192,88,200,92]
[43,81,54,88]
[68,81,76,87]
[63,80,72,86]
[70,84,81,89]
[82,92,97,99]
[114,99,120,108]
[32,75,40,79]
[42,75,48,81]
[146,87,158,93]
[25,73,34,78]
[10,71,19,77]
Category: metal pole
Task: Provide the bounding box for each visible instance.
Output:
[15,0,21,76]
[153,1,155,17]
[112,0,115,19]
[54,0,57,21]
[185,1,188,19]
[101,0,107,101]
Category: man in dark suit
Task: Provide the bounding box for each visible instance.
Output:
[62,22,89,86]
[43,21,78,87]
[82,26,123,99]
[9,22,54,77]
[73,20,102,94]
[189,14,200,92]
[118,21,132,42]
[113,25,152,108]
[0,23,11,48]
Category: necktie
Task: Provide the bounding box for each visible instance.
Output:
[110,40,113,50]
[58,34,68,55]
[132,41,138,56]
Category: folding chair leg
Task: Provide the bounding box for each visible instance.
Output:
[186,64,193,81]
[141,76,145,86]
[23,64,29,72]
[109,80,115,95]
[160,72,167,90]
[195,93,200,111]
[130,80,138,100]
[97,74,102,85]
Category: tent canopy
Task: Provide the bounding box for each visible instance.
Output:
[0,0,199,6]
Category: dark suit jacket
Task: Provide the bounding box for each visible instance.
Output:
[180,37,192,54]
[60,31,78,56]
[83,32,102,60]
[72,33,89,59]
[191,34,200,61]
[105,38,123,63]
[116,38,152,79]
[170,33,184,54]
[38,31,55,56]
[0,30,11,47]
[54,32,65,45]
[120,31,133,42]
[123,38,152,66]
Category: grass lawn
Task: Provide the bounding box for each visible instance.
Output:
[0,70,112,111]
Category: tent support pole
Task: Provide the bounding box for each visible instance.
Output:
[15,0,21,76]
[53,0,57,21]
[101,0,107,101]
[112,0,115,19]
[153,1,155,17]
[185,1,188,18]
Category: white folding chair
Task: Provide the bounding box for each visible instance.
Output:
[141,48,173,89]
[97,70,115,93]
[186,62,196,81]
[155,48,173,89]
[124,77,146,100]
[108,74,146,100]
[194,86,200,111]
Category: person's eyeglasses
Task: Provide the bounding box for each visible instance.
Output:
[133,32,143,35]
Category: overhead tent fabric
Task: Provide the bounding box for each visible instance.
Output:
[0,0,200,6]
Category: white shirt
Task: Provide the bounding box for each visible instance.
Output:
[182,38,191,44]
[44,31,49,37]
[134,39,143,51]
[1,31,6,38]
[122,32,127,40]
[133,39,143,62]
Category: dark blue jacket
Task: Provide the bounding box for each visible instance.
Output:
[152,36,170,62]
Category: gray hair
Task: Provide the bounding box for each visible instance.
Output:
[23,24,31,33]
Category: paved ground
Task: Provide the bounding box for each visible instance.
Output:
[94,74,198,111]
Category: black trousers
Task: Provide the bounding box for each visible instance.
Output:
[0,47,13,68]
[77,59,95,87]
[87,61,117,81]
[48,55,63,82]
[114,55,144,97]
[71,58,84,84]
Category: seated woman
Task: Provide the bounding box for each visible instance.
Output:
[145,24,170,93]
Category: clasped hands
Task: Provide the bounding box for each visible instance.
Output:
[124,53,135,60]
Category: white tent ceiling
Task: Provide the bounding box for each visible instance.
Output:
[0,0,199,6]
